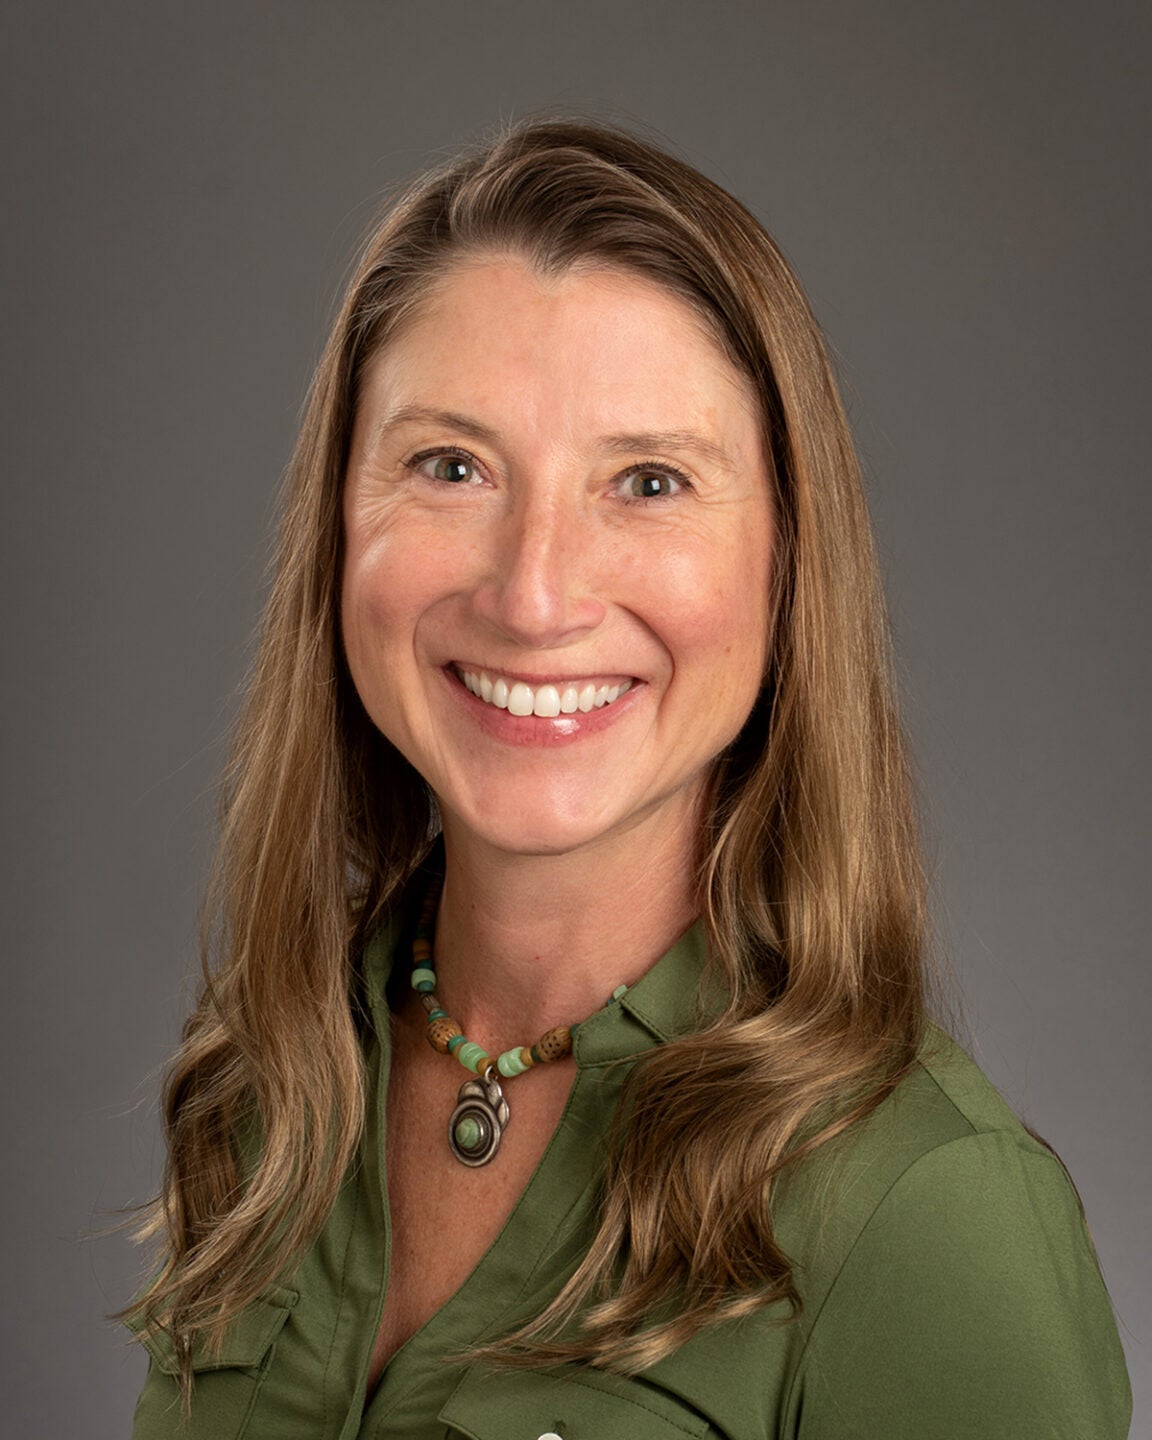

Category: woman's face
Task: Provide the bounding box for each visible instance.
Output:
[341,255,775,863]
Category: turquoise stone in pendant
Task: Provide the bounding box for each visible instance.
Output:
[454,1114,483,1152]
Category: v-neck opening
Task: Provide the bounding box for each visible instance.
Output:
[361,1057,614,1429]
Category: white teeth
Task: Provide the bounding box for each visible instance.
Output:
[507,682,534,716]
[533,685,561,718]
[460,669,633,717]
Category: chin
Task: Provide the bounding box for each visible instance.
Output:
[446,795,626,860]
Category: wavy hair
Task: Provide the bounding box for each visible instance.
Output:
[124,115,930,1390]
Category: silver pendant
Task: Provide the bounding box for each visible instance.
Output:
[448,1073,510,1166]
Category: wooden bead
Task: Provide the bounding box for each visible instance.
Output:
[427,1017,463,1054]
[534,1025,572,1062]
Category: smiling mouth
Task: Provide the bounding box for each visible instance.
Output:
[453,666,635,718]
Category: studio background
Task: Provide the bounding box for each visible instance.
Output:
[3,2,1148,1434]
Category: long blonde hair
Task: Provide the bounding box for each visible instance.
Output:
[125,115,929,1386]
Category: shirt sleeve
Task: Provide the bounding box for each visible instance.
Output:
[792,1130,1132,1440]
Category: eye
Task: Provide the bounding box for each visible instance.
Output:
[406,449,483,485]
[617,464,690,501]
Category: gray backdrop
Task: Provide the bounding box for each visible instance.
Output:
[3,2,1148,1434]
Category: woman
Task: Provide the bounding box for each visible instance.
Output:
[125,118,1131,1438]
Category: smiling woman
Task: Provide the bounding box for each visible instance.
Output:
[123,119,1130,1439]
[341,258,774,858]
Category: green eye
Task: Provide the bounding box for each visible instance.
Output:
[622,467,685,500]
[633,472,668,498]
[431,456,474,484]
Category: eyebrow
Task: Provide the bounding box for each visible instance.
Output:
[599,430,737,472]
[370,405,739,471]
[371,405,499,447]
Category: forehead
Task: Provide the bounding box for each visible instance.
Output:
[408,252,731,354]
[357,255,762,449]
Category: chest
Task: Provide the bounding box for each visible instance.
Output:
[366,1039,575,1392]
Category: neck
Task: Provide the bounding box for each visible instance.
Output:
[428,805,701,1053]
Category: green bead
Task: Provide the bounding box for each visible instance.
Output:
[454,1115,483,1152]
[612,984,628,1001]
[427,1008,447,1022]
[447,1034,467,1053]
[411,967,436,990]
[497,1048,530,1077]
[456,1041,490,1073]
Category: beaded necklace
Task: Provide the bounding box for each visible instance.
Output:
[410,880,627,1166]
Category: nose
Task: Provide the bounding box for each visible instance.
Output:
[471,489,607,649]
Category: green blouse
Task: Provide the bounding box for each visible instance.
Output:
[130,916,1132,1439]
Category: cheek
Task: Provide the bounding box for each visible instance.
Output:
[341,521,480,684]
[340,535,417,693]
[343,508,429,628]
[653,526,774,694]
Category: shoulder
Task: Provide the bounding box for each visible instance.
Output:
[776,1025,1132,1438]
[771,1024,1050,1281]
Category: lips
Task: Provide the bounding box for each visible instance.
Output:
[454,666,635,718]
